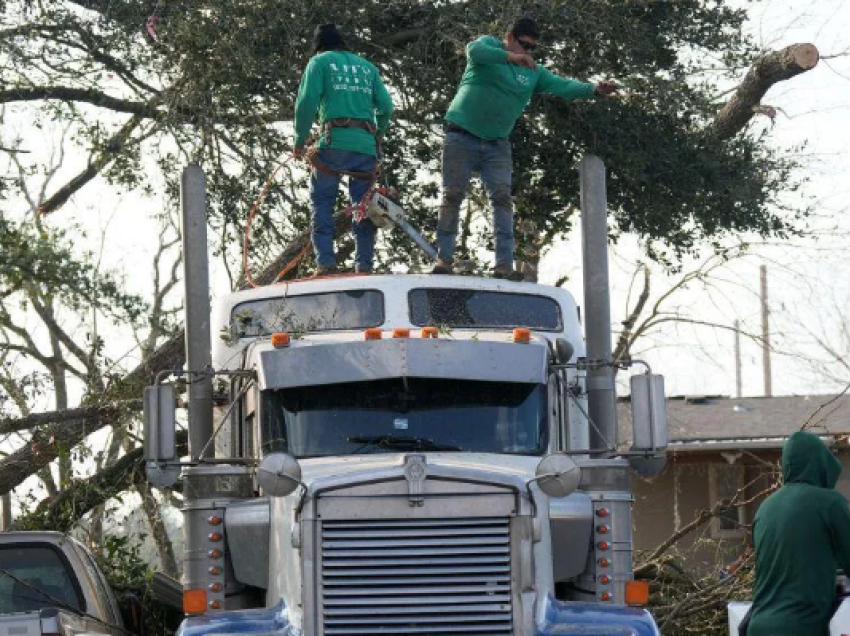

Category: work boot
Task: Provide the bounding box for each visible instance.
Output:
[313,264,340,277]
[430,259,454,275]
[355,264,372,275]
[492,263,524,282]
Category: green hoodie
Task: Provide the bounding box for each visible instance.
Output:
[749,431,850,636]
[445,36,596,141]
[294,50,393,157]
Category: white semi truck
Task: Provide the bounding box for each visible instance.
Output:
[144,156,667,635]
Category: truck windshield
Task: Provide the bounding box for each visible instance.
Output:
[261,378,548,457]
[230,290,383,337]
[408,288,562,331]
[0,544,83,614]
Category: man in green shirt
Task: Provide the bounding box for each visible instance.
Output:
[747,430,850,636]
[294,24,394,275]
[432,17,618,280]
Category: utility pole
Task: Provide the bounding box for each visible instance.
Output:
[734,319,742,399]
[760,265,772,397]
[0,493,10,530]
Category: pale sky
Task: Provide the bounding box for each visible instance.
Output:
[543,0,850,399]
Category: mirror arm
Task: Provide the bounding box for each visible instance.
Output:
[550,358,653,373]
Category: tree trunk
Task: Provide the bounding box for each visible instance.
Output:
[89,423,126,547]
[138,481,179,577]
[713,44,819,139]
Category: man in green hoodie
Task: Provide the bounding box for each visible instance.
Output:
[294,23,394,275]
[432,16,618,281]
[747,430,850,636]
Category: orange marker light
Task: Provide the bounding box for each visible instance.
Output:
[209,600,222,610]
[183,589,207,614]
[208,516,223,526]
[271,332,290,348]
[364,328,382,340]
[208,566,222,575]
[513,327,531,343]
[596,508,609,517]
[208,532,222,542]
[421,326,439,339]
[600,591,613,602]
[597,525,609,534]
[209,549,223,559]
[599,575,611,585]
[625,580,650,606]
[209,583,222,593]
[392,328,410,339]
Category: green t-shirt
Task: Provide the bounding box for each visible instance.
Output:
[749,431,850,636]
[445,35,597,141]
[294,50,393,157]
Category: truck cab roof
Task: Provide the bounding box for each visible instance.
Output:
[212,274,584,369]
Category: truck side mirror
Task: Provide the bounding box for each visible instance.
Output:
[629,373,668,477]
[143,385,180,488]
[534,454,581,498]
[257,453,303,497]
[554,338,574,364]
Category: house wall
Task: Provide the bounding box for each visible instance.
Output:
[632,447,850,575]
[632,450,781,575]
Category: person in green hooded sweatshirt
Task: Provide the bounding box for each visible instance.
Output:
[747,430,850,636]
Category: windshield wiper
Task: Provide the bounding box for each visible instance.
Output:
[348,435,462,454]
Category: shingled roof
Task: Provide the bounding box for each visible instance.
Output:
[616,393,850,450]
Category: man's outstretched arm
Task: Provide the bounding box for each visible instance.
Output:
[536,69,618,101]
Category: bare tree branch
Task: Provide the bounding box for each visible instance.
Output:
[0,87,158,117]
[38,115,144,216]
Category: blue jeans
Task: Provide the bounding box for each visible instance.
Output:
[310,148,378,270]
[436,131,514,267]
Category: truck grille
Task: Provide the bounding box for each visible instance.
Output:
[320,517,513,635]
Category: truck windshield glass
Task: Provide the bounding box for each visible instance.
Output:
[408,288,562,331]
[261,378,548,457]
[0,545,83,613]
[231,290,383,337]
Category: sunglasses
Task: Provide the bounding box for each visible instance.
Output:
[517,38,538,52]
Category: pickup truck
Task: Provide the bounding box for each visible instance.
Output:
[0,531,138,636]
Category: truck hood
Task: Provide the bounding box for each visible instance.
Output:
[299,452,542,493]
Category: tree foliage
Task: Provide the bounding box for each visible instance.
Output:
[0,216,145,320]
[1,0,806,276]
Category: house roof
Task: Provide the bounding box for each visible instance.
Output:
[616,393,850,450]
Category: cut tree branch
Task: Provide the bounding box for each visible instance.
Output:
[0,400,142,437]
[713,43,819,139]
[14,431,188,532]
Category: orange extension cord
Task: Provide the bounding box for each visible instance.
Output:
[242,154,310,289]
[242,152,382,288]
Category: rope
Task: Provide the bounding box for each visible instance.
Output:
[273,242,312,284]
[242,154,298,289]
[243,133,383,288]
